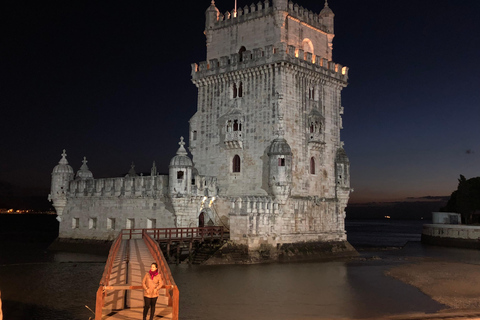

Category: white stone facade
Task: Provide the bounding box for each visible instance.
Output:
[49,0,351,250]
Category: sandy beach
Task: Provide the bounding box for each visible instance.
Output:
[386,260,480,311]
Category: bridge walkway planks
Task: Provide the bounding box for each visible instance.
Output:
[102,238,172,319]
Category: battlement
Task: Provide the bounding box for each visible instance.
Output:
[192,43,348,82]
[211,1,331,34]
[66,173,218,199]
[67,175,169,198]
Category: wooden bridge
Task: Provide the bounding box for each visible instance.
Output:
[94,227,228,320]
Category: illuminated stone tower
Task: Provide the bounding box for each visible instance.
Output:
[189,0,352,253]
[48,150,74,218]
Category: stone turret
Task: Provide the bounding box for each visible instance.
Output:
[273,0,288,11]
[75,157,93,180]
[268,138,293,204]
[319,0,335,34]
[49,149,74,217]
[169,137,193,196]
[335,147,350,190]
[205,0,219,30]
[126,162,138,177]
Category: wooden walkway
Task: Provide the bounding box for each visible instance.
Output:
[102,238,173,320]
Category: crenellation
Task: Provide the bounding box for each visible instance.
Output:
[192,44,348,83]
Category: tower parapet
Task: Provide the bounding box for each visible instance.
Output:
[192,44,348,83]
[207,1,332,35]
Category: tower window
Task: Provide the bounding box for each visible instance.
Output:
[89,217,97,229]
[177,171,184,179]
[193,130,197,140]
[239,46,246,62]
[310,157,316,174]
[147,218,156,229]
[278,158,285,166]
[238,82,243,97]
[233,120,241,131]
[233,155,241,172]
[107,218,116,230]
[226,119,242,133]
[72,218,80,229]
[233,83,237,98]
[126,218,135,229]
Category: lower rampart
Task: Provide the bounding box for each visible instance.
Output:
[203,240,357,265]
[422,224,480,249]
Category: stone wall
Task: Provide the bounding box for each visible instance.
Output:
[422,224,480,249]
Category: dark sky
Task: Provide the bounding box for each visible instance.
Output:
[2,0,479,203]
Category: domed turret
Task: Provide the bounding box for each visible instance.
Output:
[268,137,292,156]
[319,0,334,33]
[170,137,193,167]
[267,138,293,203]
[49,149,74,217]
[205,0,219,30]
[75,157,93,180]
[335,147,350,189]
[169,137,193,196]
[52,149,74,175]
[125,162,138,177]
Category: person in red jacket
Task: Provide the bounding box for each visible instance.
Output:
[142,262,162,320]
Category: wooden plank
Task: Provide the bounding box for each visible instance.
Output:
[103,239,172,320]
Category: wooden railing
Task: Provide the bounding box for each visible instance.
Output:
[94,229,180,320]
[146,226,228,242]
[94,226,228,319]
[95,230,124,320]
[142,230,179,319]
[119,226,228,242]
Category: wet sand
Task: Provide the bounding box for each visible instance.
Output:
[386,260,480,311]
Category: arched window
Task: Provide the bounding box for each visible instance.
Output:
[302,38,314,56]
[310,157,315,174]
[199,212,205,227]
[233,155,241,172]
[177,171,184,179]
[238,82,243,97]
[239,46,246,62]
[233,120,241,131]
[233,83,237,98]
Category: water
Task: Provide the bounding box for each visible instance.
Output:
[1,217,479,319]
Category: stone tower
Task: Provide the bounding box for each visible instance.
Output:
[189,0,352,252]
[48,150,74,218]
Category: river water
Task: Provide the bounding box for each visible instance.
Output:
[1,218,479,320]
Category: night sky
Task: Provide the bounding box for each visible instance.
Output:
[2,0,479,204]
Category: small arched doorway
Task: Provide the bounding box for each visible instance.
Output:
[198,212,205,227]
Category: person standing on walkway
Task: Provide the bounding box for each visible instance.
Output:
[142,262,162,320]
